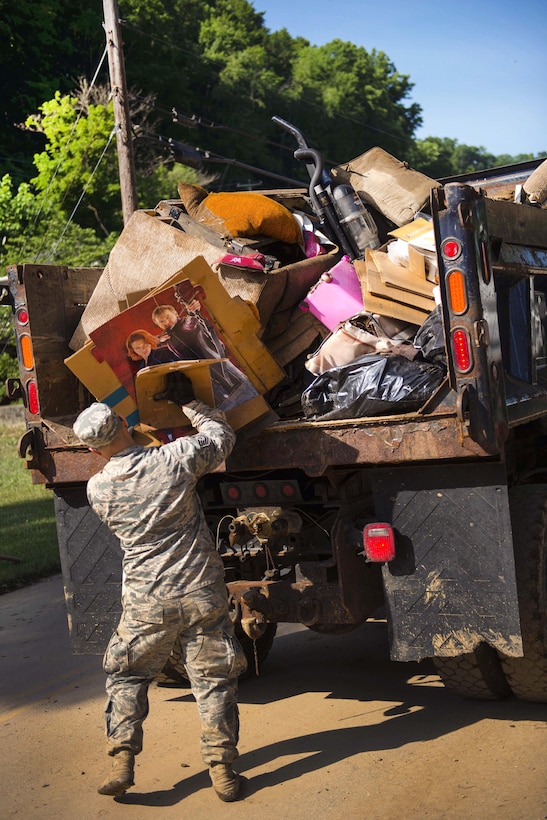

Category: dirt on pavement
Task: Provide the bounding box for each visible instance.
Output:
[1,574,546,819]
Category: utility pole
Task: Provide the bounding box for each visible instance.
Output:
[102,0,138,224]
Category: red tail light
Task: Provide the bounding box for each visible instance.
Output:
[27,380,39,415]
[362,523,395,562]
[452,328,473,372]
[254,483,268,499]
[441,238,462,260]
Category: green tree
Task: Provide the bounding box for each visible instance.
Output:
[2,78,202,270]
[0,0,104,177]
[409,137,543,179]
[26,89,122,236]
[285,40,421,163]
[409,137,459,178]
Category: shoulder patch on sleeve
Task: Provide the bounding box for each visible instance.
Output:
[196,435,210,447]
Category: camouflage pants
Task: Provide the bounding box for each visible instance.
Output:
[103,579,247,764]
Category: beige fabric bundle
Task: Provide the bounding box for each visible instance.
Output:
[331,147,440,227]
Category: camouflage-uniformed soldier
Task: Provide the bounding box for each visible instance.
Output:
[73,372,247,802]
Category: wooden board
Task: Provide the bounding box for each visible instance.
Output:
[370,249,435,299]
[354,260,431,326]
[366,263,435,312]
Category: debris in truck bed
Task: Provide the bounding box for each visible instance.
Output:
[65,139,462,430]
[301,351,446,421]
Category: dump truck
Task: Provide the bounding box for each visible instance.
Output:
[4,155,547,702]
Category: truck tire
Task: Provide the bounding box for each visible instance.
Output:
[499,485,547,702]
[155,622,278,685]
[433,643,512,700]
[155,641,190,686]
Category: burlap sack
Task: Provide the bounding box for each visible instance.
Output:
[69,211,221,351]
[523,159,547,206]
[331,147,440,227]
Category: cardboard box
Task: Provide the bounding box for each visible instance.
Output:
[369,249,435,302]
[64,341,140,427]
[355,257,431,327]
[389,219,438,283]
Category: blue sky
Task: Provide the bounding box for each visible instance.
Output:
[256,0,547,157]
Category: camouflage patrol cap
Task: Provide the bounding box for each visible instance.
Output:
[73,402,123,447]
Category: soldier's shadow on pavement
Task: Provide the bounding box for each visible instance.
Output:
[115,622,547,806]
[116,690,545,807]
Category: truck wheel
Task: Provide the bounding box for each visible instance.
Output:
[499,485,547,703]
[155,622,278,684]
[155,641,190,686]
[433,643,511,700]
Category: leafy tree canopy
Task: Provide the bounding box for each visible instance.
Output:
[0,0,543,271]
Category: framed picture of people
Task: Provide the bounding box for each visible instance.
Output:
[90,279,258,406]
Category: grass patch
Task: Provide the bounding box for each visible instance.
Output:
[0,422,60,594]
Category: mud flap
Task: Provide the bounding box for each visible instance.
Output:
[54,487,122,654]
[371,462,523,662]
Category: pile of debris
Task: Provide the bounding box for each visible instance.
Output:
[68,132,547,435]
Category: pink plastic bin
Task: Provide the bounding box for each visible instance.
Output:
[300,255,363,331]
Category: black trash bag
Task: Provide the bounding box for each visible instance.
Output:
[301,352,446,421]
[413,305,446,367]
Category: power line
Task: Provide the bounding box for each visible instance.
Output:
[28,44,110,261]
[138,134,305,186]
[121,20,416,147]
[46,128,117,262]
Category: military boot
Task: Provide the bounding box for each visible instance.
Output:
[97,749,135,796]
[209,762,242,802]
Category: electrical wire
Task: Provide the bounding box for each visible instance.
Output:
[28,44,109,260]
[122,20,416,149]
[45,127,116,262]
[120,19,217,64]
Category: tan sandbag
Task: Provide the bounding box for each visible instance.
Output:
[331,147,440,226]
[523,159,547,206]
[177,183,303,244]
[214,262,288,329]
[264,308,329,368]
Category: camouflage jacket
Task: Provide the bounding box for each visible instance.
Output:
[86,400,236,603]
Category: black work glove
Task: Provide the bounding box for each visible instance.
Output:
[153,371,195,405]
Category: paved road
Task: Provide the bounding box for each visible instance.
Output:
[1,575,546,819]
